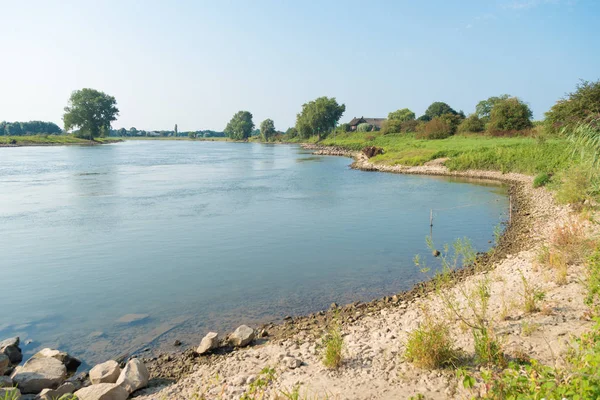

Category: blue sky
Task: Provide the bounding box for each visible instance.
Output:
[1,0,598,131]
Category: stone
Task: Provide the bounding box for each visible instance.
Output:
[115,359,149,394]
[10,357,67,394]
[282,356,301,369]
[0,376,13,388]
[0,388,21,399]
[2,344,23,365]
[230,325,254,347]
[89,360,121,385]
[0,354,9,375]
[115,314,148,324]
[37,382,75,400]
[173,340,182,346]
[196,332,219,354]
[32,349,81,372]
[74,383,128,400]
[0,337,19,349]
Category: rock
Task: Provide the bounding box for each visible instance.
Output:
[32,349,81,372]
[258,329,269,338]
[74,383,128,400]
[89,361,121,385]
[0,354,9,375]
[432,249,441,257]
[196,332,219,355]
[1,338,23,366]
[115,359,149,394]
[0,376,13,387]
[330,303,339,310]
[0,337,19,349]
[230,325,255,347]
[65,372,88,391]
[282,356,301,369]
[10,357,67,394]
[37,382,75,400]
[0,388,21,399]
[173,340,182,347]
[115,314,148,324]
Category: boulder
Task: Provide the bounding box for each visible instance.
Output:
[10,357,66,394]
[230,325,254,347]
[0,376,13,387]
[196,332,219,354]
[37,382,75,400]
[0,387,21,399]
[0,354,9,375]
[32,349,81,372]
[115,359,149,394]
[282,356,302,369]
[0,337,22,365]
[0,337,19,349]
[74,383,128,400]
[89,360,121,385]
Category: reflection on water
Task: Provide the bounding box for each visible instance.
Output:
[0,141,508,365]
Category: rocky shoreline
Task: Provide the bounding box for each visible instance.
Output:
[3,144,595,399]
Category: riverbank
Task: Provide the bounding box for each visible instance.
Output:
[130,147,598,399]
[0,136,123,147]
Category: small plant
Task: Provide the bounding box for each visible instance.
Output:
[520,321,540,337]
[240,367,276,400]
[586,245,600,308]
[321,323,343,369]
[520,272,545,313]
[533,172,552,188]
[405,312,459,369]
[0,389,22,400]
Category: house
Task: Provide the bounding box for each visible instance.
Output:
[348,117,386,131]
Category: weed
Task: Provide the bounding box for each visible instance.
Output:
[586,245,600,308]
[240,367,276,400]
[520,272,545,313]
[533,172,552,188]
[405,310,459,369]
[0,389,21,400]
[520,321,540,336]
[321,323,343,369]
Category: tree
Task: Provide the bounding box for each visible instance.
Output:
[224,111,254,140]
[488,97,533,132]
[129,127,138,136]
[295,96,346,140]
[260,119,276,142]
[424,102,457,120]
[476,95,510,122]
[63,88,119,140]
[545,80,600,133]
[118,128,127,136]
[387,108,415,122]
[285,127,298,138]
[188,131,195,139]
[458,114,485,133]
[174,124,178,137]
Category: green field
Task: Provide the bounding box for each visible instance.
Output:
[0,135,123,146]
[320,131,572,175]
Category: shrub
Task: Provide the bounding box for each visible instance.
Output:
[545,79,600,133]
[424,102,457,119]
[400,119,420,133]
[362,146,384,158]
[416,117,453,139]
[381,119,402,135]
[487,98,533,132]
[405,315,458,369]
[321,324,343,369]
[554,165,599,205]
[533,172,551,188]
[356,123,374,132]
[388,108,416,122]
[458,114,485,133]
[520,273,545,313]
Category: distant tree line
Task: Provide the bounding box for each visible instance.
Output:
[0,120,62,136]
[109,128,226,138]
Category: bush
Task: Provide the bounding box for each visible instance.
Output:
[533,172,552,188]
[321,324,343,369]
[487,98,533,132]
[545,80,600,133]
[388,108,416,122]
[416,117,453,139]
[381,119,402,135]
[356,123,374,132]
[401,119,420,133]
[405,316,458,369]
[458,114,485,133]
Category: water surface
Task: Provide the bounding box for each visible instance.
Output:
[0,141,508,364]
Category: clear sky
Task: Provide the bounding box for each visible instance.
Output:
[1,0,599,132]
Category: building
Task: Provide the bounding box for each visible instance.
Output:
[347,117,386,131]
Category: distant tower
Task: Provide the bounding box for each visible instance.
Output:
[174,124,178,137]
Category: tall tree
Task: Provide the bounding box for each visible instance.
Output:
[488,97,533,132]
[260,119,276,142]
[424,102,457,120]
[63,88,119,140]
[174,124,178,137]
[476,95,510,122]
[295,96,346,140]
[387,108,415,122]
[129,127,138,136]
[224,111,254,140]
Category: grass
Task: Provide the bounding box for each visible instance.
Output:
[0,389,21,400]
[519,272,545,313]
[1,134,116,146]
[321,323,343,369]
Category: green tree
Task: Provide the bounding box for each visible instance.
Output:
[129,127,138,136]
[488,97,533,132]
[285,127,298,138]
[224,111,254,140]
[458,114,485,133]
[424,102,457,120]
[63,88,119,140]
[476,95,510,122]
[117,128,127,136]
[174,124,178,137]
[387,108,415,122]
[188,131,195,139]
[545,80,600,133]
[260,118,276,142]
[295,97,346,140]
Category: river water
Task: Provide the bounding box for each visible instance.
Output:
[0,141,508,365]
